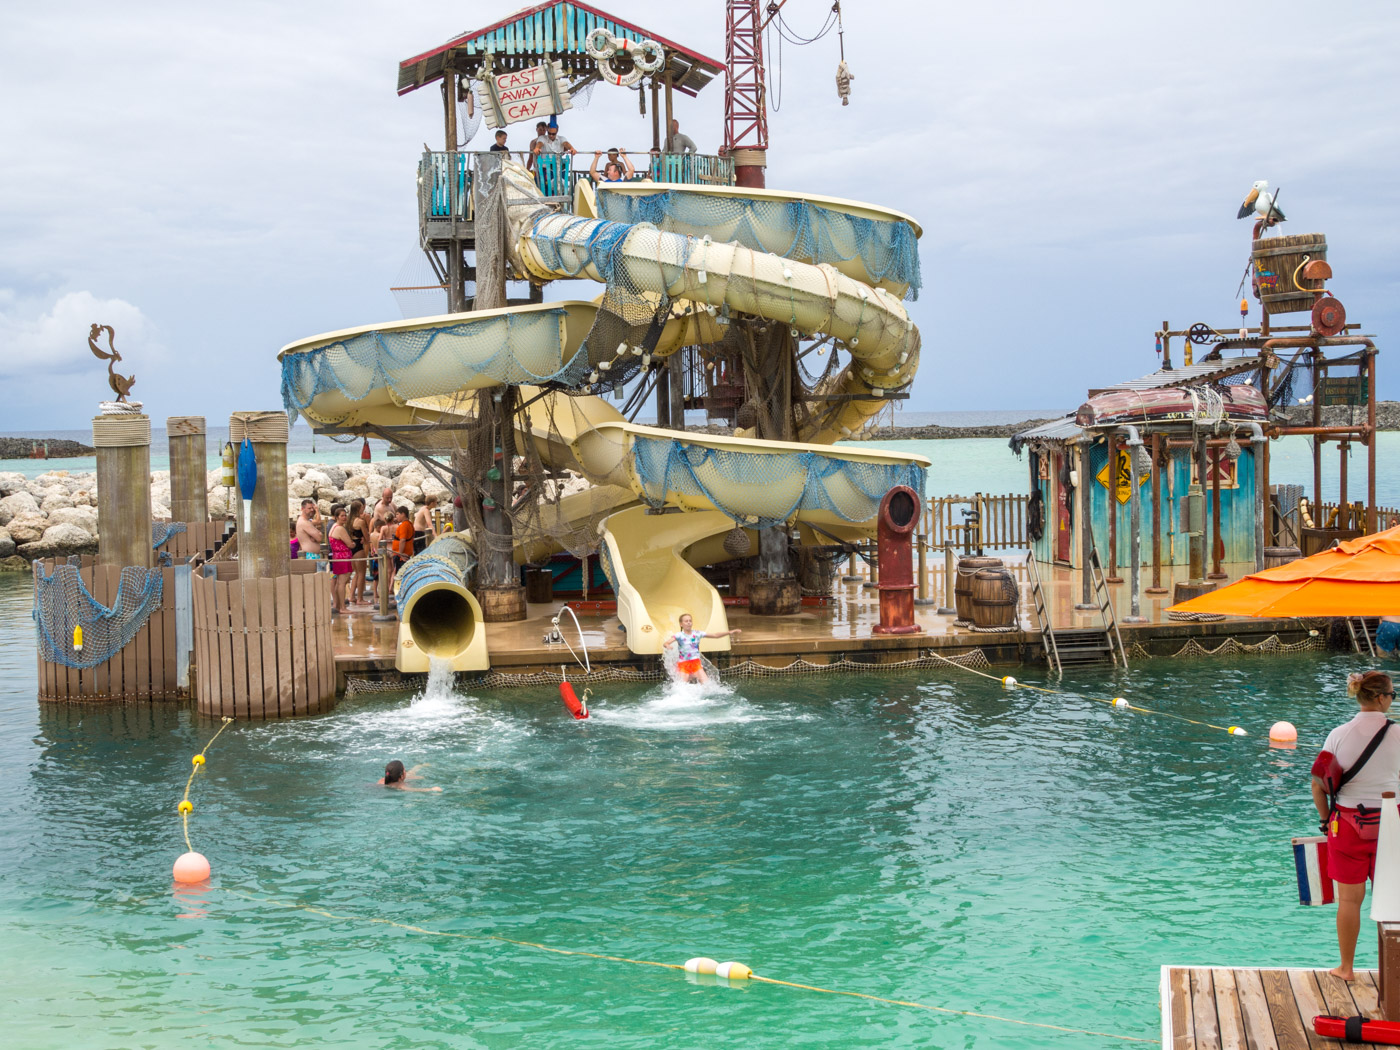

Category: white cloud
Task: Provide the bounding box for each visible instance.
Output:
[0,290,161,381]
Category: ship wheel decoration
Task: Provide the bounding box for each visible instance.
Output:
[1312,296,1347,338]
[1187,323,1220,345]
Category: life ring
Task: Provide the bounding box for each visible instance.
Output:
[596,51,644,87]
[1315,1016,1400,1046]
[631,38,665,74]
[560,680,589,719]
[585,27,619,60]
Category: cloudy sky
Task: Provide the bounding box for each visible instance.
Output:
[2,0,1396,429]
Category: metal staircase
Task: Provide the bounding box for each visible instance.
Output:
[1348,617,1380,657]
[1048,549,1128,669]
[1024,551,1062,674]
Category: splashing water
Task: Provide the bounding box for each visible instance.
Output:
[420,656,456,704]
[591,651,780,729]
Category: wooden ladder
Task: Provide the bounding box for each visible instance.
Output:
[1024,551,1061,674]
[1046,548,1128,669]
[1348,616,1379,657]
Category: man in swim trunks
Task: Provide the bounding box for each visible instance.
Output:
[662,612,741,684]
[1377,616,1400,658]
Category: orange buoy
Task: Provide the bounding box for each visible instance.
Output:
[560,681,588,719]
[173,851,211,884]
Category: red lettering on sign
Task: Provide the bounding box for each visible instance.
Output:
[500,84,546,103]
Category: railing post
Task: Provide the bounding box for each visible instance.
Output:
[938,544,957,616]
[915,533,934,605]
[863,543,879,590]
[372,540,395,622]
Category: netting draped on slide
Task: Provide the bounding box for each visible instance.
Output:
[595,189,922,300]
[395,536,478,609]
[152,521,186,549]
[280,309,589,423]
[628,434,927,530]
[33,564,164,669]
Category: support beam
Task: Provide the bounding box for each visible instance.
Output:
[167,415,208,523]
[229,411,290,582]
[669,350,686,430]
[1075,435,1096,609]
[1146,433,1167,594]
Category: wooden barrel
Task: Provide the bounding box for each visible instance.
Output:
[970,568,1019,629]
[1263,545,1302,569]
[1251,233,1326,315]
[525,568,553,603]
[1173,581,1216,605]
[477,584,527,623]
[954,556,1002,621]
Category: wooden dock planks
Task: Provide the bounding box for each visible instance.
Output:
[1164,967,1383,1050]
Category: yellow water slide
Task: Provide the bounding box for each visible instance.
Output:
[279,160,926,658]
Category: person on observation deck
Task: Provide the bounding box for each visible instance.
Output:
[1311,669,1400,980]
[489,129,510,153]
[590,149,634,184]
[664,118,697,154]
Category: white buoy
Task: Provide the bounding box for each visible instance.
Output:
[1112,698,1129,709]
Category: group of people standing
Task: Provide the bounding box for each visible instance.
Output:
[486,114,700,189]
[291,489,440,614]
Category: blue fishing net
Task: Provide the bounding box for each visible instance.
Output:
[152,521,186,549]
[595,189,922,300]
[281,308,590,423]
[628,434,927,530]
[396,536,478,611]
[33,564,164,669]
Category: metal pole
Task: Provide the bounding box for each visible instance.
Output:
[1368,348,1378,533]
[863,542,879,590]
[1248,423,1266,571]
[938,545,957,616]
[1075,435,1097,610]
[372,540,395,622]
[1106,440,1122,583]
[1120,425,1146,623]
[1208,442,1226,580]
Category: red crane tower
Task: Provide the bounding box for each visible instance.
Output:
[724,0,768,187]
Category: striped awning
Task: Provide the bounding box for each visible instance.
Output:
[398,2,725,97]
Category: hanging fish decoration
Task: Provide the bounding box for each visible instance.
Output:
[236,438,258,532]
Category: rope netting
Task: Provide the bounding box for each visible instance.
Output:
[627,433,927,529]
[280,309,588,424]
[1127,632,1325,661]
[33,564,164,669]
[343,647,993,694]
[595,189,922,300]
[152,521,187,549]
[395,535,478,604]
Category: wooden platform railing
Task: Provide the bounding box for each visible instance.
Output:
[34,557,187,701]
[159,521,228,561]
[192,573,335,719]
[922,493,1028,552]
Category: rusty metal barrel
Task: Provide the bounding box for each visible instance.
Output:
[1263,545,1303,569]
[1251,233,1327,315]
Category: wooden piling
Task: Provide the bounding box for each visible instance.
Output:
[229,411,290,582]
[93,409,152,569]
[166,416,208,523]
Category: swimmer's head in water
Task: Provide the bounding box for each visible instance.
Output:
[384,760,406,784]
[678,613,693,632]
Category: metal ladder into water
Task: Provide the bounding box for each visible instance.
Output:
[1347,616,1380,657]
[1048,548,1129,670]
[1023,551,1062,675]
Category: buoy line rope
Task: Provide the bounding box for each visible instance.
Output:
[178,717,234,851]
[923,651,1249,737]
[219,889,1153,1043]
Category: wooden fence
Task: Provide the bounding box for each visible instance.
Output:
[34,557,185,701]
[192,573,336,719]
[160,521,229,561]
[921,493,1028,552]
[203,559,322,581]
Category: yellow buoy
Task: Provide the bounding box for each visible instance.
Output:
[715,961,752,980]
[1112,698,1129,709]
[72,624,83,652]
[178,800,193,815]
[1228,726,1248,737]
[192,754,205,767]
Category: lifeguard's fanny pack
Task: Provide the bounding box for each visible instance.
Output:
[1311,719,1394,841]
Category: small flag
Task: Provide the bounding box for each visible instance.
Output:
[1293,835,1335,905]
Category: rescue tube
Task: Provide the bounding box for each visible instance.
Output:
[1314,1015,1400,1045]
[560,681,589,719]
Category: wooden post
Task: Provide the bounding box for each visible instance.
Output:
[915,533,932,605]
[1076,436,1096,609]
[1340,440,1349,525]
[93,408,152,569]
[1106,440,1122,583]
[1208,447,1226,579]
[1189,433,1206,582]
[863,542,879,591]
[1147,433,1166,594]
[444,70,457,152]
[1313,351,1324,510]
[938,545,957,615]
[1369,348,1379,534]
[650,77,661,152]
[664,75,674,147]
[228,411,290,582]
[167,416,208,524]
[655,364,671,428]
[669,349,686,430]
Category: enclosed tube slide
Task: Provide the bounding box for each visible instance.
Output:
[393,535,488,672]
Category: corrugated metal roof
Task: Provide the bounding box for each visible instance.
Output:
[1092,355,1265,394]
[1012,417,1083,442]
[398,2,725,97]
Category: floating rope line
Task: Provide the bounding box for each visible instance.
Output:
[179,718,234,852]
[220,889,1153,1044]
[922,651,1250,737]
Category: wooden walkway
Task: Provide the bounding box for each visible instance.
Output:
[1162,966,1384,1049]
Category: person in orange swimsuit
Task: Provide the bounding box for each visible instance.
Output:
[662,612,741,684]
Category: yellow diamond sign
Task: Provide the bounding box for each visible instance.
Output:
[1096,448,1147,505]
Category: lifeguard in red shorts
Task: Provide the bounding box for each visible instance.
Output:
[1311,669,1400,980]
[662,613,741,684]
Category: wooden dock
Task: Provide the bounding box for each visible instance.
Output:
[1162,966,1383,1049]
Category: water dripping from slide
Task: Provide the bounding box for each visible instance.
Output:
[591,652,774,730]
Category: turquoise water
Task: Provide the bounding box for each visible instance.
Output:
[0,571,1386,1046]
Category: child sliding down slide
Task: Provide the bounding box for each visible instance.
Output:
[662,613,741,684]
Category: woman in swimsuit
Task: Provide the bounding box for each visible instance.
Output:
[328,505,354,614]
[662,612,741,684]
[348,499,369,606]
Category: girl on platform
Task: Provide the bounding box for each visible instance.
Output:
[328,506,354,614]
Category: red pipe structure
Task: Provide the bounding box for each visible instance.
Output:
[874,486,923,635]
[724,0,768,187]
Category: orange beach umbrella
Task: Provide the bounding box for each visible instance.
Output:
[1169,526,1400,618]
